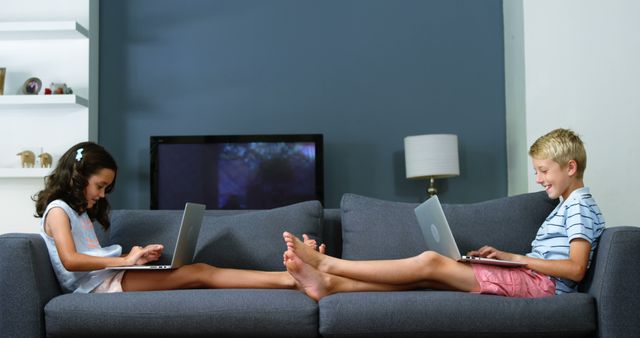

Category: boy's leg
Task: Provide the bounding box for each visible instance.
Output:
[284,249,424,300]
[284,232,480,292]
[121,263,296,292]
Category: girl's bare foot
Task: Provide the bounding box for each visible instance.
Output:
[302,234,326,254]
[284,249,332,301]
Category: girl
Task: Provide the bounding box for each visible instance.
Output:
[35,141,320,293]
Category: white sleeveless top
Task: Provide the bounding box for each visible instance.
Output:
[39,200,122,293]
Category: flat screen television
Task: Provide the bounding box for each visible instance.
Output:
[150,134,324,210]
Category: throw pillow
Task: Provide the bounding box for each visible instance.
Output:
[340,192,558,261]
[107,200,323,271]
[444,191,558,255]
[340,194,426,260]
[194,200,323,271]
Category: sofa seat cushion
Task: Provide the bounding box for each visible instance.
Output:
[318,291,596,338]
[45,289,318,338]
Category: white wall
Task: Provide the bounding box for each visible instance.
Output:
[506,0,640,227]
[504,0,528,196]
[0,0,97,234]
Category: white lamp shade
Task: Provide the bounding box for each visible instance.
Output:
[404,134,460,179]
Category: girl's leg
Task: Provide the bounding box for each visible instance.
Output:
[283,232,480,292]
[121,263,296,292]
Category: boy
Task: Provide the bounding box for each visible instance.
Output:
[283,128,605,300]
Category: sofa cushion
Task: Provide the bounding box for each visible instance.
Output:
[108,200,323,271]
[195,200,323,271]
[45,289,318,338]
[340,194,425,260]
[340,192,558,260]
[442,191,558,255]
[318,291,596,338]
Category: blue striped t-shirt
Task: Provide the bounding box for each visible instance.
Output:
[526,187,605,294]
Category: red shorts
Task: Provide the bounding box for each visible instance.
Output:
[471,264,555,298]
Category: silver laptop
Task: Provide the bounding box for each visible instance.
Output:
[414,196,525,267]
[106,202,206,270]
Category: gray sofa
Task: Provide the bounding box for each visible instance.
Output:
[1,192,639,337]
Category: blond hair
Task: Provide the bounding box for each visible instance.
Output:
[529,128,587,178]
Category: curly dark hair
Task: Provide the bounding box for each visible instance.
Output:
[34,142,118,229]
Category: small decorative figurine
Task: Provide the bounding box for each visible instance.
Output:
[17,150,36,168]
[47,82,73,95]
[0,67,6,95]
[39,152,53,168]
[22,77,42,95]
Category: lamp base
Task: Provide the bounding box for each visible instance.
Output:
[427,177,437,197]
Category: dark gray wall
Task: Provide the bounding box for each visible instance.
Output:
[99,0,506,209]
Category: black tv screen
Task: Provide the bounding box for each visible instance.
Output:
[150,134,324,210]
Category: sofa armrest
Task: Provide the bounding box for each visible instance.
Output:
[580,226,640,338]
[0,233,61,338]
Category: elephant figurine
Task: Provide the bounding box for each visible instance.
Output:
[39,152,53,168]
[17,150,35,168]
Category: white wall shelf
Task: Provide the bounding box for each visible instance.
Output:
[0,0,98,234]
[0,94,88,109]
[0,21,88,40]
[0,168,51,178]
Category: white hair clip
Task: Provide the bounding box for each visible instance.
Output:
[75,148,84,162]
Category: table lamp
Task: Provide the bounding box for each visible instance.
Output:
[404,134,460,197]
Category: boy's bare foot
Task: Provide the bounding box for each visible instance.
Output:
[283,232,328,270]
[284,249,331,301]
